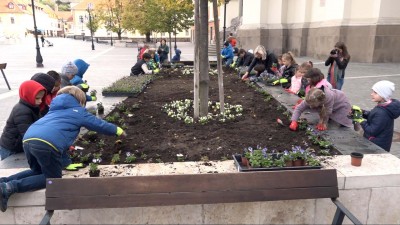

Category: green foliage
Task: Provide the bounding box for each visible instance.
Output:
[200,156,209,162]
[155,158,163,163]
[80,153,91,163]
[102,75,154,95]
[89,163,98,172]
[125,152,136,163]
[122,0,194,38]
[97,139,106,148]
[95,0,125,39]
[140,153,147,160]
[111,153,121,164]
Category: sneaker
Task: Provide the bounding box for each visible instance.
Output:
[0,182,9,212]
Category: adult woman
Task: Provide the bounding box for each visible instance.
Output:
[241,45,278,80]
[157,39,169,63]
[325,41,350,90]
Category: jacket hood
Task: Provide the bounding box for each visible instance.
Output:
[31,73,55,93]
[175,49,181,55]
[73,59,90,78]
[50,93,82,111]
[19,80,46,106]
[380,99,400,119]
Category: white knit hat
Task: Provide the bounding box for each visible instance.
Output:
[61,61,78,76]
[372,80,395,101]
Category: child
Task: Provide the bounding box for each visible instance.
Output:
[60,61,78,88]
[0,80,46,161]
[31,73,56,116]
[242,45,278,80]
[279,52,298,88]
[130,53,159,76]
[287,63,309,94]
[304,68,332,94]
[235,48,254,68]
[289,86,352,131]
[0,86,126,212]
[60,61,96,102]
[171,49,181,63]
[221,41,234,67]
[70,59,90,86]
[354,81,400,152]
[147,49,160,69]
[47,70,61,101]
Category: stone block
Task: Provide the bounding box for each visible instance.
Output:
[367,187,400,224]
[14,206,78,224]
[81,207,142,224]
[259,199,315,224]
[337,189,370,224]
[141,205,202,224]
[315,198,337,224]
[203,202,260,224]
[0,207,15,224]
[8,190,45,207]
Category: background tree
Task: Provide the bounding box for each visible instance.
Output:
[86,12,101,36]
[122,0,154,42]
[212,0,224,113]
[95,0,125,40]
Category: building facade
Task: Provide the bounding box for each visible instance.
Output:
[224,0,400,63]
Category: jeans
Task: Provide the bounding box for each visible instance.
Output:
[0,146,14,161]
[6,140,62,193]
[336,78,344,90]
[224,58,233,67]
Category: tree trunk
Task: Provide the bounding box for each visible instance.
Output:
[117,30,122,40]
[169,32,172,62]
[199,0,209,117]
[213,0,224,113]
[145,32,151,42]
[193,0,200,119]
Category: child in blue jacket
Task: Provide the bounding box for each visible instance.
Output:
[70,59,90,86]
[221,41,234,67]
[353,80,400,152]
[0,86,126,212]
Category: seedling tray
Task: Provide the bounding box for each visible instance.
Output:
[232,154,322,172]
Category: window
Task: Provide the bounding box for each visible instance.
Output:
[185,29,189,36]
[10,17,15,24]
[8,2,14,9]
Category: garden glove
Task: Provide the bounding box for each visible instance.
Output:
[353,117,366,124]
[153,68,160,74]
[77,83,90,93]
[90,96,97,101]
[230,62,236,68]
[316,123,327,131]
[116,127,127,137]
[289,121,298,131]
[64,163,85,171]
[272,78,288,85]
[90,90,97,97]
[221,55,226,59]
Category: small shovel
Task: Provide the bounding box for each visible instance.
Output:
[276,118,285,126]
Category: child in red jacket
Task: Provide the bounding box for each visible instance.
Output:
[0,80,46,160]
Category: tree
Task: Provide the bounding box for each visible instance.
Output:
[212,0,224,113]
[122,0,154,42]
[86,11,100,35]
[95,0,125,40]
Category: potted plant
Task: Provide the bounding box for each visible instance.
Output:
[97,102,104,114]
[350,152,364,166]
[281,150,293,167]
[89,163,100,177]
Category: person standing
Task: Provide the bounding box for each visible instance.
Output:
[157,39,170,63]
[40,36,45,47]
[325,41,350,90]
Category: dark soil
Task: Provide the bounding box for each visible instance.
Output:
[73,69,340,165]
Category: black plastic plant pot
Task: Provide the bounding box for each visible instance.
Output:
[89,170,100,177]
[350,152,364,158]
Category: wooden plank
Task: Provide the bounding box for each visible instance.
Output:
[46,186,338,210]
[0,63,6,70]
[46,169,337,197]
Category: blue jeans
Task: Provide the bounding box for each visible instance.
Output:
[5,140,62,193]
[224,58,233,67]
[0,146,14,161]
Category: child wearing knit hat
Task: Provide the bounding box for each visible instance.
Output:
[60,61,78,88]
[353,80,400,152]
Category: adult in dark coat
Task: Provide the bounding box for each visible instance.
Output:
[242,45,278,80]
[236,49,254,67]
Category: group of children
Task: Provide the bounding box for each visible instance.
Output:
[0,60,127,212]
[132,39,182,76]
[228,42,399,153]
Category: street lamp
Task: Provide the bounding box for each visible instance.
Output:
[108,20,113,46]
[79,15,85,41]
[87,3,95,50]
[223,0,230,42]
[174,30,177,50]
[31,0,43,67]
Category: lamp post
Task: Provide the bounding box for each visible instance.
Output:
[108,20,113,46]
[223,0,230,42]
[31,0,43,67]
[174,30,177,50]
[87,3,95,50]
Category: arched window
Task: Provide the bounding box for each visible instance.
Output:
[8,2,14,9]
